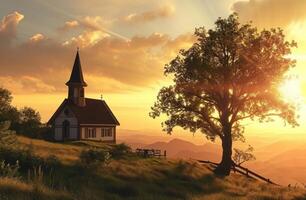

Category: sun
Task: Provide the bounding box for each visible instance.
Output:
[279,77,303,103]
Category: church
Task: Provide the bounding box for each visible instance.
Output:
[48,50,120,143]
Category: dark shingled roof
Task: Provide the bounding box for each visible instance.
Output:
[48,98,120,125]
[66,51,87,86]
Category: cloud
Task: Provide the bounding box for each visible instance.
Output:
[0,11,24,45]
[65,30,109,47]
[0,12,195,95]
[123,5,175,24]
[58,16,127,41]
[232,0,306,28]
[81,16,112,30]
[58,20,79,32]
[29,33,45,42]
[0,76,56,94]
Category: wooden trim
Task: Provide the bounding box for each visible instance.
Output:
[80,124,117,126]
[114,126,116,144]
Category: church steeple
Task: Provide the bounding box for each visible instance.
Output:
[66,49,87,107]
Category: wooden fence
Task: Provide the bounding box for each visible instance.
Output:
[136,148,167,158]
[197,160,279,186]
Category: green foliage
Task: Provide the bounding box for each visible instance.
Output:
[233,145,256,166]
[0,160,20,179]
[15,107,41,137]
[79,148,111,168]
[0,88,13,114]
[0,145,61,174]
[110,143,132,159]
[0,87,43,139]
[0,121,18,148]
[36,126,54,141]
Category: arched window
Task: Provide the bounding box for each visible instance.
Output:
[62,120,70,140]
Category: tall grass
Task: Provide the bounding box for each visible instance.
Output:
[0,137,305,200]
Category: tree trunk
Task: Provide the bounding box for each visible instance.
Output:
[214,122,232,176]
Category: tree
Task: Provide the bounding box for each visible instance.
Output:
[0,87,42,138]
[0,88,19,124]
[17,107,41,137]
[0,88,12,112]
[150,14,298,176]
[232,145,256,166]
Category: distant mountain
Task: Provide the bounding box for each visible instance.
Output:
[118,129,306,186]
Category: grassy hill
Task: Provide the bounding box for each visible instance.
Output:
[0,136,305,200]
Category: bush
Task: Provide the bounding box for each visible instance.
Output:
[0,146,61,174]
[32,126,54,141]
[44,155,60,169]
[0,121,18,148]
[110,143,131,159]
[0,160,20,178]
[79,148,111,168]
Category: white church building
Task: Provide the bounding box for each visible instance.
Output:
[48,50,120,143]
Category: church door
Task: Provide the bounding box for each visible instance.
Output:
[62,120,70,140]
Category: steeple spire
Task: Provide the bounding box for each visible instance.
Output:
[66,49,87,87]
[66,49,87,107]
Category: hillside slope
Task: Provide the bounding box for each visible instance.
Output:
[0,136,305,200]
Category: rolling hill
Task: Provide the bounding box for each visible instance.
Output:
[0,136,305,200]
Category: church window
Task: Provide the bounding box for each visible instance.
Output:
[101,128,112,137]
[85,128,96,138]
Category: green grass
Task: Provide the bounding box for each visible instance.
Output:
[0,136,305,200]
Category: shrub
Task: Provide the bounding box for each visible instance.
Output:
[110,143,131,159]
[0,146,60,173]
[0,121,18,148]
[44,155,60,169]
[0,160,20,178]
[79,148,111,168]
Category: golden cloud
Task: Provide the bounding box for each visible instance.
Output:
[0,76,56,94]
[58,20,79,32]
[0,12,194,95]
[123,4,175,24]
[81,16,112,30]
[29,33,45,42]
[0,11,24,45]
[65,30,109,47]
[232,0,306,28]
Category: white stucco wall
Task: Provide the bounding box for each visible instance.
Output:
[54,106,78,141]
[80,126,115,142]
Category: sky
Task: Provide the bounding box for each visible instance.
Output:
[1,0,306,143]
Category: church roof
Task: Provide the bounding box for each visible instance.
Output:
[66,51,87,87]
[48,98,120,125]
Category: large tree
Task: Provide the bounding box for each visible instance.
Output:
[150,14,298,176]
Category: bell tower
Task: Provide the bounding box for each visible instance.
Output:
[66,49,87,107]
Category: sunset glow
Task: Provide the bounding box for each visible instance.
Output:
[279,77,304,104]
[3,0,306,195]
[0,0,306,139]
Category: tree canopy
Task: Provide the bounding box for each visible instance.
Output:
[150,14,298,175]
[0,87,42,138]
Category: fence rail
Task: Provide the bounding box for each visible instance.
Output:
[197,160,279,186]
[136,148,167,158]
